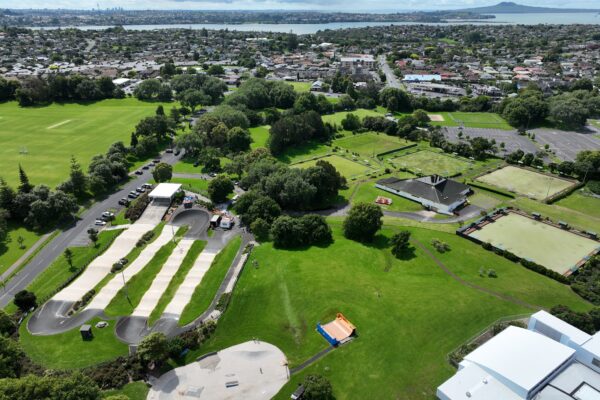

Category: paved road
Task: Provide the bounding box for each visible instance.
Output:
[379,55,402,89]
[0,151,182,308]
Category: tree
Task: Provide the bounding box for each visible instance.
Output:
[250,218,270,241]
[550,98,589,129]
[302,374,334,400]
[390,231,411,258]
[207,65,225,76]
[69,156,87,197]
[343,203,383,242]
[152,163,173,183]
[341,113,361,131]
[13,290,36,312]
[64,248,74,269]
[0,336,24,378]
[137,332,168,365]
[227,127,252,153]
[17,165,32,194]
[88,228,99,247]
[208,175,234,203]
[180,89,210,112]
[0,310,16,336]
[286,33,299,50]
[0,372,100,400]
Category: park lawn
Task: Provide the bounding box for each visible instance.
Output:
[197,224,589,400]
[390,150,474,176]
[554,189,600,220]
[20,316,128,369]
[428,112,512,130]
[102,382,149,400]
[468,213,599,274]
[249,125,270,149]
[321,109,384,126]
[0,224,43,276]
[477,166,575,200]
[178,235,242,326]
[333,132,413,156]
[276,141,331,164]
[0,98,172,188]
[104,227,187,317]
[509,197,600,233]
[170,177,210,196]
[172,158,201,174]
[4,229,123,315]
[352,176,429,214]
[289,81,312,93]
[148,240,207,325]
[110,210,130,226]
[294,155,375,179]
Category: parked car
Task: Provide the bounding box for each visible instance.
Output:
[102,211,115,218]
[153,158,161,163]
[142,165,150,170]
[118,198,130,206]
[142,183,153,189]
[193,161,200,167]
[174,150,181,156]
[135,170,143,175]
[128,192,138,199]
[136,187,145,193]
[165,148,174,153]
[209,172,217,177]
[94,219,107,226]
[149,162,155,167]
[119,258,129,266]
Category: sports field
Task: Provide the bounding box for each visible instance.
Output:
[333,132,412,156]
[289,81,312,92]
[390,150,473,176]
[0,99,170,187]
[428,112,512,130]
[295,155,374,178]
[476,166,575,200]
[321,109,384,127]
[468,213,599,274]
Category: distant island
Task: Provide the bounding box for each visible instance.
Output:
[456,1,600,14]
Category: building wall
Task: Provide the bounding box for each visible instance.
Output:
[375,184,465,215]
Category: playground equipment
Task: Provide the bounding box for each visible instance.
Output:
[317,313,356,346]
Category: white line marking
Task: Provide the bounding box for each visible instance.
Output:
[47,120,72,129]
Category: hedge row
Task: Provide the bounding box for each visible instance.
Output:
[545,181,585,204]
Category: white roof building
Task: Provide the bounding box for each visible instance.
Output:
[148,183,182,202]
[437,311,600,400]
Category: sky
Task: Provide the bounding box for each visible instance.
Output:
[6,0,600,11]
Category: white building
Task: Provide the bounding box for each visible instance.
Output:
[437,311,600,400]
[148,183,182,205]
[340,55,376,70]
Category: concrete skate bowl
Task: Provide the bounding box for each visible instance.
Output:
[170,208,210,239]
[147,341,289,400]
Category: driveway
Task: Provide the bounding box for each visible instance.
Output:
[0,151,182,308]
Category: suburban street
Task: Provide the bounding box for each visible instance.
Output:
[379,54,402,89]
[0,151,182,308]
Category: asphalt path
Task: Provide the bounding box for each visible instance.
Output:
[379,54,402,89]
[0,151,182,308]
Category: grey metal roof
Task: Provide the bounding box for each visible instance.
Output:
[377,175,469,206]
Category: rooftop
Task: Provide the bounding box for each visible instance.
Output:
[148,183,182,199]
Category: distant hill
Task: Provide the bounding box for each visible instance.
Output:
[455,2,600,14]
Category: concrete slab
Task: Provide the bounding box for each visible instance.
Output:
[161,246,220,319]
[132,238,195,318]
[85,227,175,311]
[147,341,289,400]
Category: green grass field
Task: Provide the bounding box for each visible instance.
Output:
[322,109,384,127]
[20,317,128,369]
[294,155,375,179]
[333,132,412,156]
[196,223,589,399]
[468,212,599,274]
[289,82,312,92]
[390,150,474,176]
[476,166,575,200]
[353,181,425,213]
[179,236,242,326]
[276,141,331,164]
[0,224,44,276]
[0,99,172,187]
[554,189,600,220]
[169,177,210,196]
[428,112,512,130]
[249,125,270,149]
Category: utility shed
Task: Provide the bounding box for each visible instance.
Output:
[80,324,93,340]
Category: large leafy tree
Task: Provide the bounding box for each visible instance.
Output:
[343,203,383,242]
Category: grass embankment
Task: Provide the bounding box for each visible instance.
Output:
[169,177,209,196]
[197,224,588,399]
[148,240,207,325]
[554,189,600,220]
[20,316,128,370]
[178,236,242,326]
[249,125,270,149]
[0,98,172,187]
[4,229,124,315]
[104,226,188,317]
[102,382,149,400]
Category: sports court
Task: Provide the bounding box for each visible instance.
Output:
[467,212,599,274]
[390,150,472,176]
[476,166,575,200]
[295,154,374,178]
[333,132,412,156]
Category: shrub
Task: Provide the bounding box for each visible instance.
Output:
[431,239,450,253]
[125,193,150,222]
[487,269,497,278]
